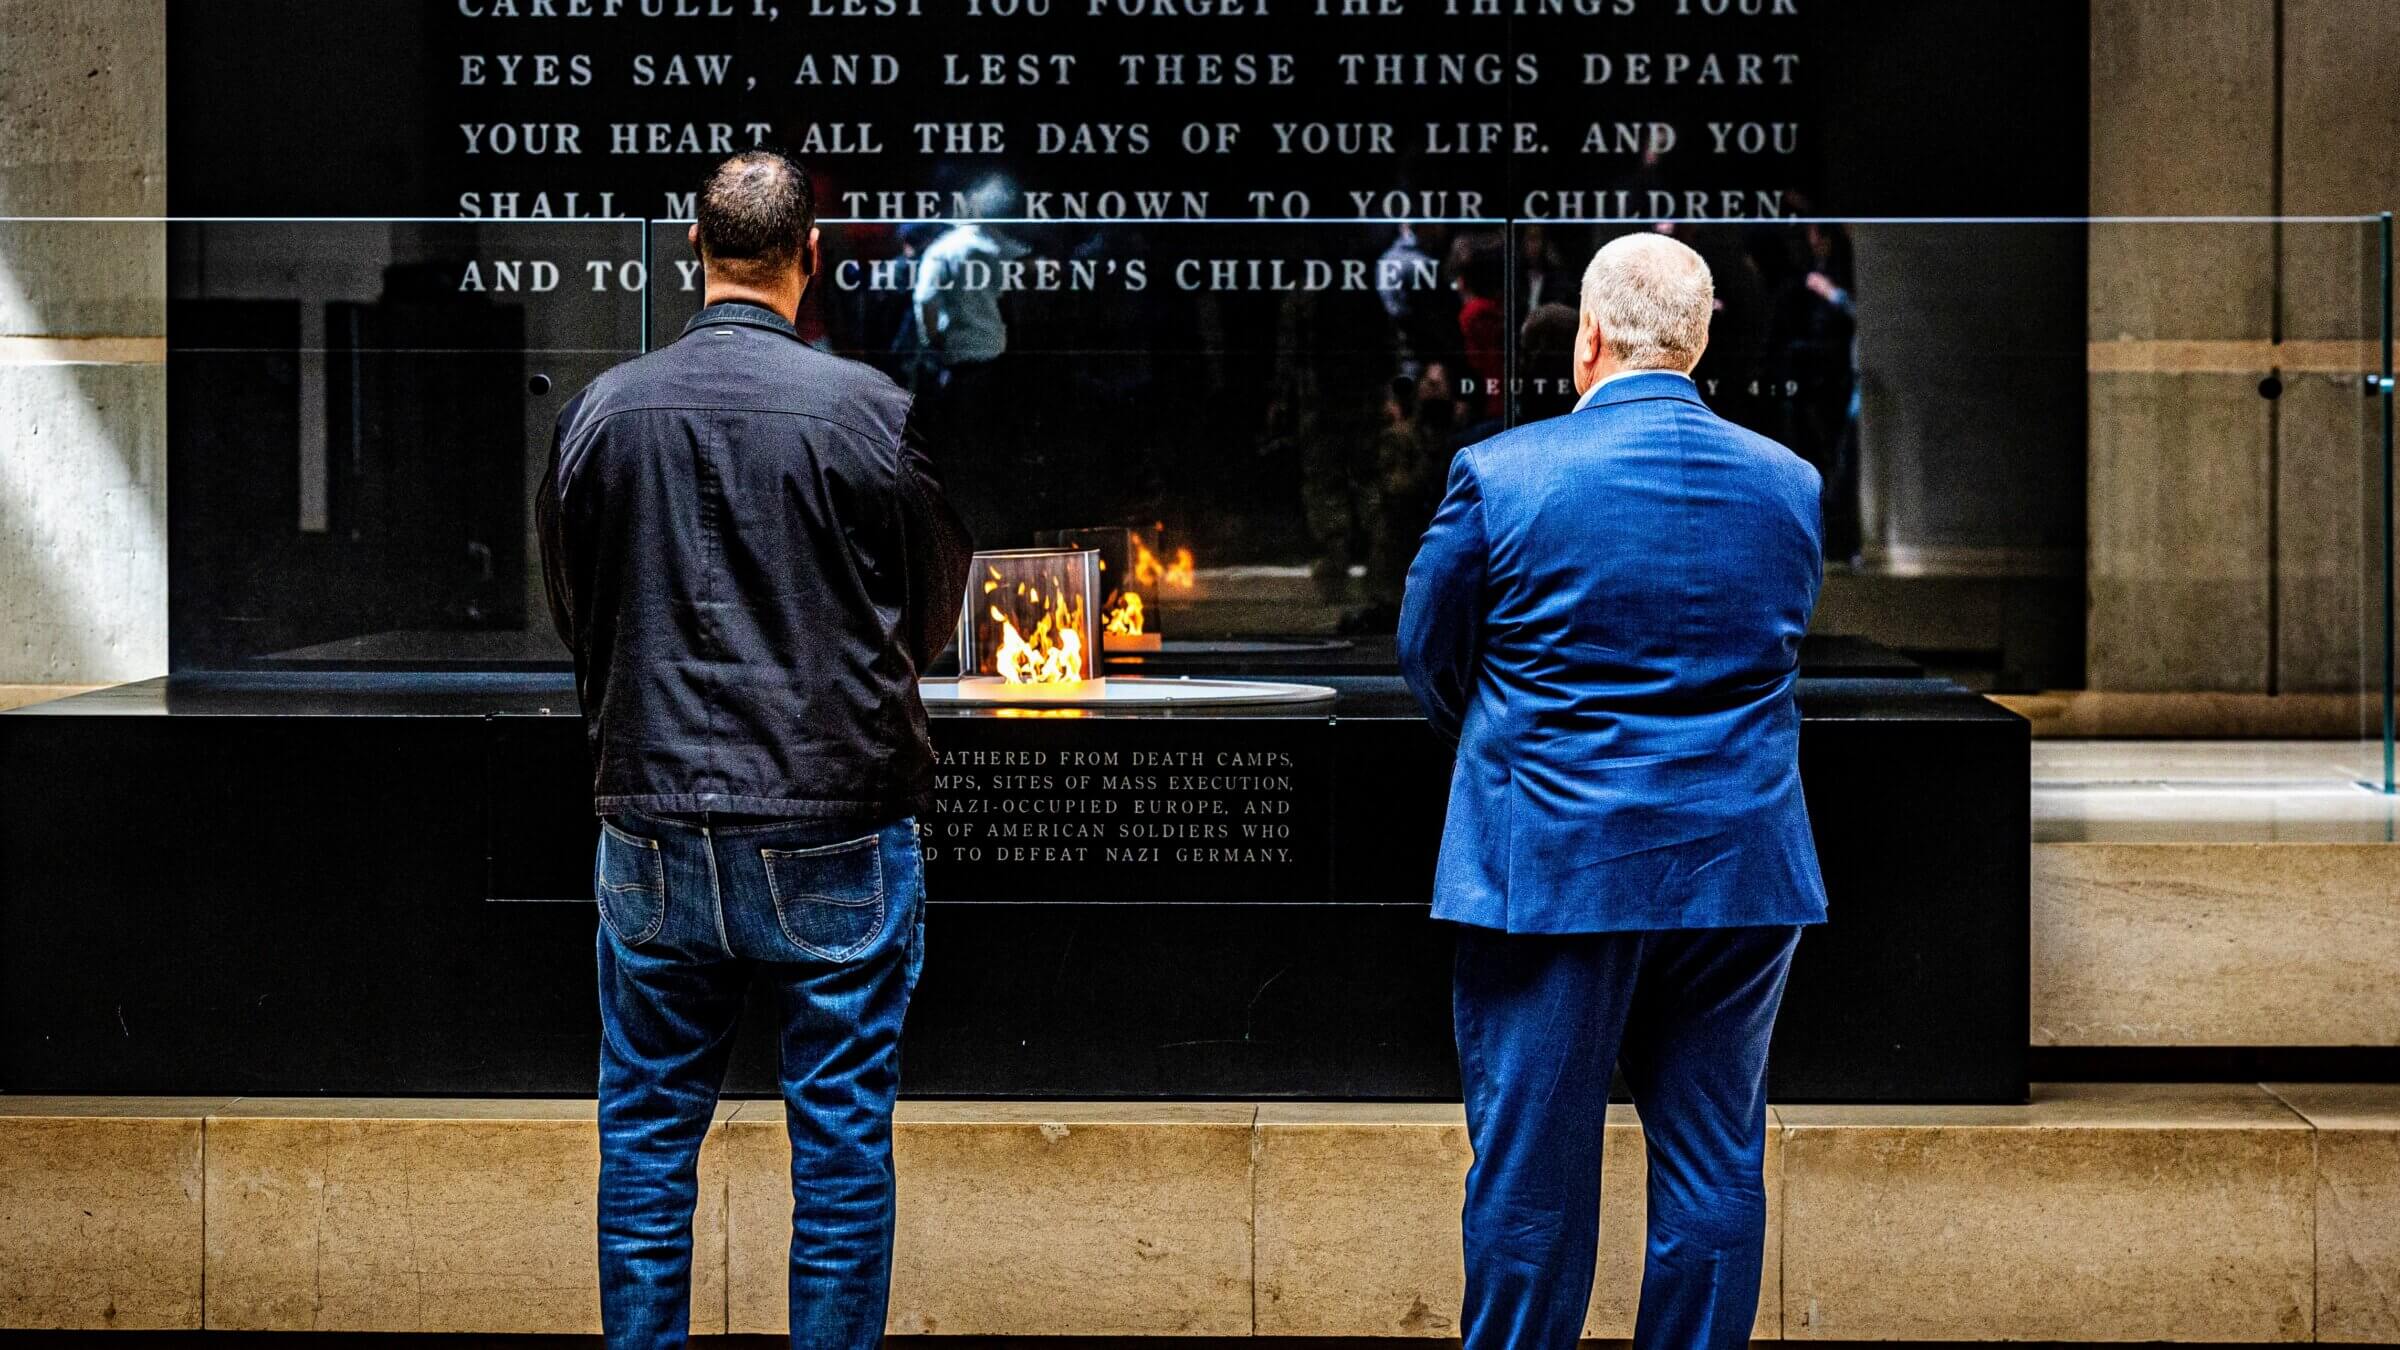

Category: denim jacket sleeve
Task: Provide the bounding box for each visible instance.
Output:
[535,386,592,657]
[895,409,975,672]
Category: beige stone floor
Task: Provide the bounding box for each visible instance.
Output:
[5,1086,2396,1341]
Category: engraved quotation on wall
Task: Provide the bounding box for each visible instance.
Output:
[440,0,1812,221]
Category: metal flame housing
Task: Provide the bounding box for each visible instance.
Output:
[957,547,1104,686]
[1039,526,1160,653]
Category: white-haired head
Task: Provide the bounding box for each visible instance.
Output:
[1575,233,1714,386]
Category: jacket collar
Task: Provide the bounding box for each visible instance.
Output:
[1575,368,1707,413]
[681,300,800,342]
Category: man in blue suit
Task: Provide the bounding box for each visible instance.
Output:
[1399,231,1827,1350]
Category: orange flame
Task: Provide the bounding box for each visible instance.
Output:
[1133,540,1198,591]
[1102,590,1146,637]
[990,579,1086,685]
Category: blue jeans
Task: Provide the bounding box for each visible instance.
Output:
[593,810,925,1350]
[1454,923,1802,1350]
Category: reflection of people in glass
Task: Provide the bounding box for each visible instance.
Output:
[1400,233,1825,1350]
[1379,222,1438,319]
[1361,364,1454,623]
[1514,302,1583,422]
[1518,223,1576,312]
[1064,225,1174,523]
[1449,301,1582,451]
[1757,220,1862,564]
[860,221,945,390]
[911,220,1029,544]
[911,220,1024,371]
[1278,278,1400,606]
[1453,236,1508,418]
[1659,222,1767,431]
[1380,221,1460,377]
[538,151,972,1350]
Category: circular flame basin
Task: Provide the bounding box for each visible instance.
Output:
[923,676,1337,709]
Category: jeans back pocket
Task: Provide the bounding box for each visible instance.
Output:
[595,819,668,945]
[761,834,886,961]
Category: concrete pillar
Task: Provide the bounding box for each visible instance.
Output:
[2088,0,2279,692]
[2277,0,2399,698]
[2089,0,2400,697]
[0,0,166,684]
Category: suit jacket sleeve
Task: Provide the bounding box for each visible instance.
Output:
[1398,448,1488,743]
[896,408,975,672]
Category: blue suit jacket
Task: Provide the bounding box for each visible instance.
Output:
[1398,371,1829,933]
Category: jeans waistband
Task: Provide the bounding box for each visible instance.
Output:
[614,807,902,843]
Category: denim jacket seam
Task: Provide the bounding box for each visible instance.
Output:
[570,401,891,449]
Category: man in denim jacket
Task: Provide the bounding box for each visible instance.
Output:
[539,151,972,1350]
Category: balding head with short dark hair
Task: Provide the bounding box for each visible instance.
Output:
[694,151,814,281]
[687,151,819,319]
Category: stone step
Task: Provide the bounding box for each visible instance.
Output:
[2031,842,2400,1047]
[2,1085,2393,1341]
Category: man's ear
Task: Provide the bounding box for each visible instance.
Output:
[686,223,700,253]
[1578,312,1603,367]
[804,226,821,279]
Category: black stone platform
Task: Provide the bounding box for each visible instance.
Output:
[256,629,1927,682]
[0,667,2025,1103]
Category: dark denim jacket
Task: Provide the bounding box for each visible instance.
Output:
[538,301,974,819]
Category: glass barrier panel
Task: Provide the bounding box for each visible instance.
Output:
[99,209,2386,813]
[2365,213,2396,795]
[161,218,646,671]
[651,217,1501,639]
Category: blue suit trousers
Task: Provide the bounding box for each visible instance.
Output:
[1455,923,1801,1350]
